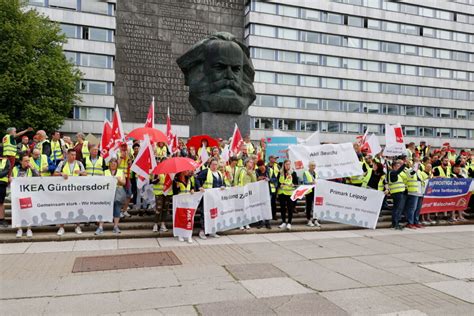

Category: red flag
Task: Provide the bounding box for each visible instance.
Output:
[144,97,155,128]
[104,105,124,161]
[100,119,112,155]
[230,123,243,156]
[171,133,179,154]
[163,174,173,194]
[290,185,314,201]
[130,135,156,188]
[166,107,172,146]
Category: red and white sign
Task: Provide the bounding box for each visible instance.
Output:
[144,97,155,129]
[290,185,314,201]
[230,123,243,156]
[172,192,203,239]
[19,197,32,209]
[130,135,156,189]
[384,123,405,156]
[362,133,382,155]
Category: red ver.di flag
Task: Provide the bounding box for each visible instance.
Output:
[172,192,203,239]
[420,178,472,214]
[384,123,405,156]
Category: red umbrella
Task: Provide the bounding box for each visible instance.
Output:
[186,135,219,149]
[127,127,167,143]
[153,157,201,175]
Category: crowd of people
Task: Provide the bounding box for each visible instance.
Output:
[1,126,473,240]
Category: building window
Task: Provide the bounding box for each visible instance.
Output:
[363,40,379,50]
[437,49,451,59]
[300,76,319,87]
[343,123,360,134]
[343,80,361,91]
[437,30,452,40]
[50,0,76,10]
[279,51,298,63]
[254,2,277,14]
[364,124,380,134]
[82,26,113,42]
[300,53,320,65]
[404,126,417,136]
[301,9,321,21]
[401,65,417,76]
[64,51,77,64]
[253,25,276,37]
[80,53,110,68]
[322,34,343,46]
[420,87,436,97]
[254,118,273,130]
[382,83,400,94]
[345,37,362,48]
[421,47,435,58]
[437,69,451,79]
[278,28,298,40]
[367,19,381,29]
[420,67,436,77]
[277,96,298,108]
[277,119,296,131]
[363,82,380,93]
[300,98,319,110]
[437,128,451,138]
[343,58,361,69]
[321,122,341,133]
[253,48,276,60]
[325,12,343,24]
[382,63,399,73]
[453,90,468,100]
[60,24,78,38]
[344,101,361,112]
[383,104,399,115]
[400,24,419,35]
[401,85,418,96]
[321,78,340,89]
[421,107,435,117]
[453,71,468,80]
[381,42,400,53]
[454,129,468,139]
[347,16,364,27]
[321,100,341,111]
[363,103,380,113]
[382,21,399,32]
[300,121,318,132]
[255,95,276,107]
[73,107,112,121]
[322,56,341,67]
[363,60,380,72]
[277,73,298,85]
[255,71,275,83]
[437,88,452,99]
[279,5,299,18]
[420,127,435,137]
[401,45,417,55]
[404,105,417,116]
[455,110,468,119]
[422,27,436,37]
[79,80,112,95]
[438,108,452,118]
[301,31,320,43]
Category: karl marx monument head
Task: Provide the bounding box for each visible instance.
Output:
[176,32,256,114]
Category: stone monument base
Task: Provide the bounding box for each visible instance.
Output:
[189,112,250,140]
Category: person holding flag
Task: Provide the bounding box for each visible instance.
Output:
[155,141,169,160]
[303,161,320,228]
[152,157,173,233]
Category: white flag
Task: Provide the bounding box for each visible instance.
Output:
[199,144,209,164]
[384,123,405,156]
[303,131,320,146]
[221,144,230,163]
[365,134,382,155]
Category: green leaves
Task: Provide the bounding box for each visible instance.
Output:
[0,0,82,132]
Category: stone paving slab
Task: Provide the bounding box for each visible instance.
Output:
[157,237,199,248]
[383,266,454,284]
[73,239,118,251]
[225,263,287,280]
[354,254,413,269]
[424,280,474,304]
[227,233,271,244]
[420,261,474,279]
[320,288,408,315]
[117,238,159,249]
[261,232,304,242]
[240,277,313,298]
[25,240,76,253]
[390,252,446,264]
[0,242,31,254]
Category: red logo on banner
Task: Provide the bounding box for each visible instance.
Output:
[210,207,218,219]
[456,198,468,208]
[19,197,32,209]
[394,127,403,143]
[426,187,433,195]
[314,196,324,206]
[294,160,304,170]
[174,208,196,230]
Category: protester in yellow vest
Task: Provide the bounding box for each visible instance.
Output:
[99,158,126,234]
[419,163,434,225]
[16,136,30,159]
[35,130,51,158]
[196,158,224,239]
[266,155,279,220]
[85,146,105,176]
[255,159,272,229]
[404,162,424,229]
[155,142,168,159]
[117,143,134,217]
[75,132,90,161]
[433,156,451,178]
[3,127,32,176]
[0,155,11,228]
[152,158,173,233]
[237,158,257,230]
[243,135,255,155]
[302,161,320,228]
[30,149,50,176]
[278,160,297,230]
[53,149,87,236]
[11,155,39,238]
[225,156,240,187]
[50,131,65,164]
[387,160,407,230]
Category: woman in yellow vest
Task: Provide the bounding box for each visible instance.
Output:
[237,158,257,230]
[152,158,173,233]
[278,160,298,230]
[100,158,126,234]
[11,155,40,238]
[302,161,320,228]
[53,149,87,236]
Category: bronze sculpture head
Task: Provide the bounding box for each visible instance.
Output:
[176,32,256,114]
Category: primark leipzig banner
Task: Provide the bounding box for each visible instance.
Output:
[420,178,472,214]
[203,181,272,234]
[288,143,363,179]
[172,192,203,239]
[313,179,384,229]
[11,176,117,228]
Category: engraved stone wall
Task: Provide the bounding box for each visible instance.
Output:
[116,0,246,125]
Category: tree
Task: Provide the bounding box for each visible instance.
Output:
[0,0,82,133]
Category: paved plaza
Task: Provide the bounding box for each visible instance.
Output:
[0,225,473,315]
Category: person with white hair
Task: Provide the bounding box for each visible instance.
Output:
[2,126,32,176]
[34,130,51,158]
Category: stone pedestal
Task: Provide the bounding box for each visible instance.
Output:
[189,112,250,140]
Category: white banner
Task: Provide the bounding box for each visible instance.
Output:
[11,176,117,228]
[384,123,405,156]
[203,181,272,234]
[172,192,203,239]
[313,179,384,229]
[288,143,363,179]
